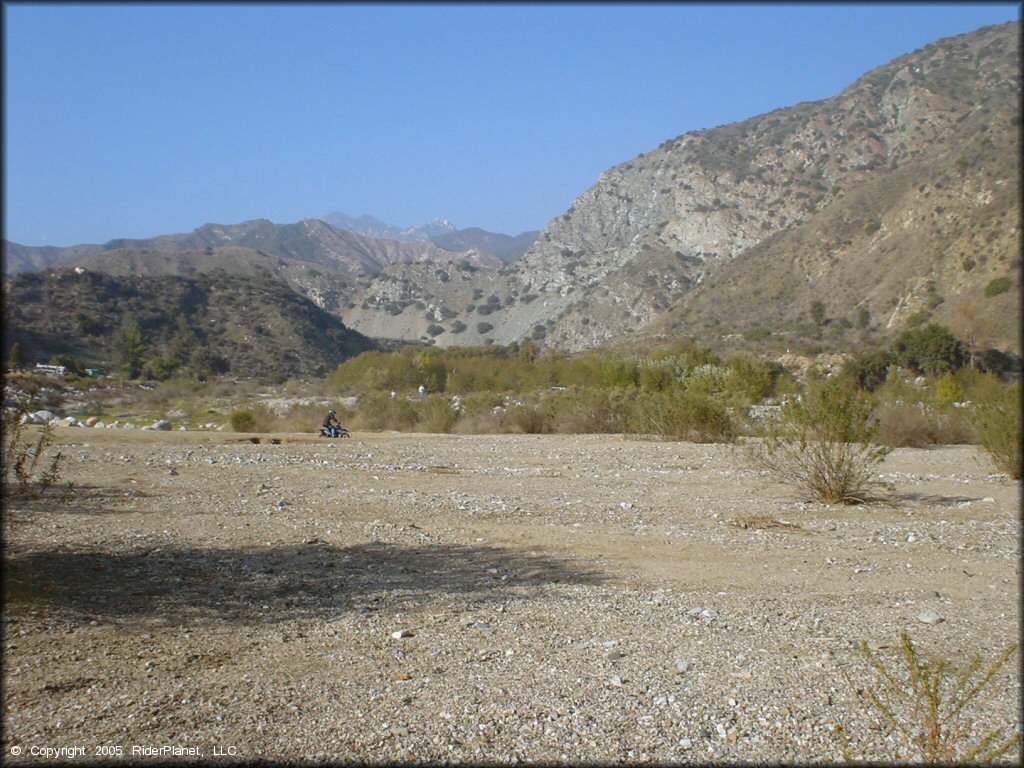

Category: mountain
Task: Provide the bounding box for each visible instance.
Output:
[3,241,104,275]
[349,21,1018,354]
[3,269,376,379]
[430,228,539,263]
[3,218,496,278]
[4,22,1019,369]
[321,212,456,242]
[320,213,537,263]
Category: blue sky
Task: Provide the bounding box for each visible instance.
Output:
[3,2,1019,247]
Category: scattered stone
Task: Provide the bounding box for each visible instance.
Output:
[391,630,415,639]
[917,610,944,625]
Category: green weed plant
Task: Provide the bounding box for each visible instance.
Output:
[2,408,64,498]
[834,630,1020,763]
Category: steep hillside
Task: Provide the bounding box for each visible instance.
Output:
[337,21,1018,355]
[3,269,376,379]
[489,21,1020,353]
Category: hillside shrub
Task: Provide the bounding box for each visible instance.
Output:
[724,353,777,404]
[983,276,1011,297]
[932,371,965,406]
[750,379,890,504]
[843,350,895,391]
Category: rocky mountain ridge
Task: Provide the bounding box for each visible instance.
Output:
[4,21,1020,368]
[453,20,1019,353]
[321,212,456,242]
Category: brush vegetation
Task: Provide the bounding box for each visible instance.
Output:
[834,630,1020,763]
[2,405,65,498]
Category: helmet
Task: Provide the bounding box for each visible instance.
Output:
[328,409,336,415]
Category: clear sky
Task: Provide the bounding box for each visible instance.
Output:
[3,2,1019,247]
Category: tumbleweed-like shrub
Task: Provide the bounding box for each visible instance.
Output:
[750,378,890,504]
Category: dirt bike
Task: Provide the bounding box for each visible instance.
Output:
[319,426,350,438]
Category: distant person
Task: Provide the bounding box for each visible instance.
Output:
[322,408,344,437]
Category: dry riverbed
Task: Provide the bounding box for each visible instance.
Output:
[3,428,1021,764]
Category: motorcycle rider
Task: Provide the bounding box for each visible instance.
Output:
[322,408,344,437]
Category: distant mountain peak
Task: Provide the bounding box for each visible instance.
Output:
[322,211,455,242]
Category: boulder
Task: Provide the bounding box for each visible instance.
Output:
[22,410,56,425]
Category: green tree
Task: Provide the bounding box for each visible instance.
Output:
[892,324,963,375]
[7,342,25,370]
[113,318,148,379]
[843,349,895,391]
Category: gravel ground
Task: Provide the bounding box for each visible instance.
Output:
[3,428,1021,764]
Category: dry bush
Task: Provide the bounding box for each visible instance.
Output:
[750,379,890,504]
[413,398,460,433]
[509,401,553,434]
[875,402,974,447]
[973,384,1021,478]
[548,389,631,434]
[349,394,418,431]
[228,404,275,433]
[449,394,507,434]
[269,402,343,434]
[629,391,736,443]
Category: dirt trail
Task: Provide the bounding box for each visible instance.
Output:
[3,429,1019,763]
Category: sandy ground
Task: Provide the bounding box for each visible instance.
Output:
[3,428,1021,764]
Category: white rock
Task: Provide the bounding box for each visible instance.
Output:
[391,629,415,639]
[23,410,55,424]
[917,609,944,625]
